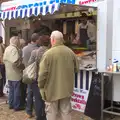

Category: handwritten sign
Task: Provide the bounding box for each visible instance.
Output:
[71,71,93,112]
[71,88,89,112]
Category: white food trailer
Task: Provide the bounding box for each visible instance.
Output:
[0,0,120,119]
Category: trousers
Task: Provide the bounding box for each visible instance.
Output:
[26,84,33,115]
[0,64,6,96]
[8,80,21,110]
[26,82,46,120]
[45,97,71,120]
[32,82,46,120]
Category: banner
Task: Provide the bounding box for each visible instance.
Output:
[71,71,93,112]
[1,0,104,12]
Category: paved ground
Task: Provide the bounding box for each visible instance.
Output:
[0,96,92,120]
[0,104,92,120]
[0,96,7,104]
[0,96,120,120]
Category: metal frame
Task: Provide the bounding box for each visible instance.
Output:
[101,72,120,120]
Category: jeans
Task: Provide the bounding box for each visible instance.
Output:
[20,83,27,107]
[0,78,3,96]
[0,64,6,85]
[8,80,21,110]
[32,82,46,120]
[26,84,33,116]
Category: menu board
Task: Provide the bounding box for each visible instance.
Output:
[84,73,101,120]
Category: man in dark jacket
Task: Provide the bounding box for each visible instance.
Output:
[22,33,40,118]
[28,35,50,120]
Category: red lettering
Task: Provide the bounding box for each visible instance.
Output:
[82,96,84,99]
[79,0,96,5]
[72,93,83,98]
[3,7,16,12]
[71,98,86,105]
[84,1,89,4]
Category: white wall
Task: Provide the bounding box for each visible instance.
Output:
[96,1,107,72]
[0,21,5,44]
[111,0,120,101]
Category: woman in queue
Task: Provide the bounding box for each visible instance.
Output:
[3,36,25,111]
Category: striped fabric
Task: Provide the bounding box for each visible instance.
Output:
[0,3,60,20]
[75,70,93,90]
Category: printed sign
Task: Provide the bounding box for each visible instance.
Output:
[71,88,89,112]
[1,0,104,12]
[71,71,93,112]
[79,0,97,5]
[1,0,75,11]
[75,0,104,5]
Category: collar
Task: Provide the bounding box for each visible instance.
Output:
[52,43,64,48]
[10,44,19,51]
[80,21,89,29]
[40,46,48,49]
[28,43,37,47]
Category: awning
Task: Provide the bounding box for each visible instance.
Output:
[0,3,60,20]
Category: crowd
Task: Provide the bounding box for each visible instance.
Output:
[0,26,79,120]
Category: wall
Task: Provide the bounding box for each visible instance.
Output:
[5,19,24,45]
[96,0,107,72]
[111,0,120,101]
[0,21,5,44]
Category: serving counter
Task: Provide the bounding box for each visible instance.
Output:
[71,50,101,119]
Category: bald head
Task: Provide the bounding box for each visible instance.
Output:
[50,31,64,46]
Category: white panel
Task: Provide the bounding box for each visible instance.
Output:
[96,1,107,72]
[112,0,120,51]
[112,48,120,101]
[0,21,5,44]
[112,51,120,61]
[111,0,120,101]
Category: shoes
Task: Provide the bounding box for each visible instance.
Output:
[9,106,13,109]
[36,116,46,120]
[25,113,34,119]
[14,107,25,111]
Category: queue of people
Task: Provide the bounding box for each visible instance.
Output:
[0,30,79,120]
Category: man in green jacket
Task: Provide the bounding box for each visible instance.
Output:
[38,30,79,120]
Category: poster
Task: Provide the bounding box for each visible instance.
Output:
[71,88,89,112]
[71,71,93,112]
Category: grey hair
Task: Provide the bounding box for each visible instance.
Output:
[10,36,20,47]
[51,30,64,43]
